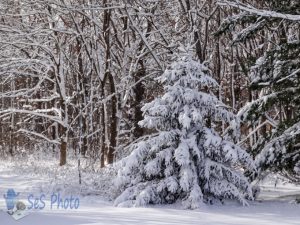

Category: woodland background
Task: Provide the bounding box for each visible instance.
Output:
[0,0,299,182]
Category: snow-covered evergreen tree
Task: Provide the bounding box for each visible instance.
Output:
[250,37,300,176]
[218,0,300,179]
[114,55,256,209]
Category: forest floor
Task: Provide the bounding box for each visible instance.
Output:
[1,159,300,225]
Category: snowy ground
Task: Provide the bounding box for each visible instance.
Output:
[1,161,300,225]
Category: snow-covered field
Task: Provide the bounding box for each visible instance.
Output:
[1,160,300,225]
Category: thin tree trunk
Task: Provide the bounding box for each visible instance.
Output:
[103,0,117,165]
[60,140,67,166]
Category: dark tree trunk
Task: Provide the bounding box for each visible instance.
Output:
[133,63,146,139]
[60,140,67,166]
[102,0,117,165]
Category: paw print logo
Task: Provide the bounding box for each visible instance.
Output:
[3,189,19,212]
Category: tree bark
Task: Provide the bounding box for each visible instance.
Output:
[60,140,67,166]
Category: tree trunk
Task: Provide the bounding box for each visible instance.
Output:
[107,75,117,164]
[100,84,106,168]
[102,0,116,165]
[60,141,67,166]
[133,63,145,139]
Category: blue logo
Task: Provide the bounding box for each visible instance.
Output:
[3,189,19,211]
[2,189,79,221]
[27,193,80,210]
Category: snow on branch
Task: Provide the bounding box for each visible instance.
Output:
[0,109,65,126]
[255,121,300,169]
[218,0,300,21]
[18,129,60,145]
[124,6,163,71]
